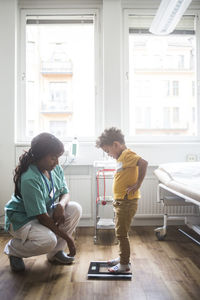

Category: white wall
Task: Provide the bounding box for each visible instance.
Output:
[1,0,200,225]
[0,0,17,220]
[103,0,122,128]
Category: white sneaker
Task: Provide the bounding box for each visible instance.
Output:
[107,257,120,266]
[108,263,131,273]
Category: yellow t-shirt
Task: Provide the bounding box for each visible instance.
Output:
[113,149,141,200]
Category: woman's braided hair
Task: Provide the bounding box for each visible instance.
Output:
[14,133,64,198]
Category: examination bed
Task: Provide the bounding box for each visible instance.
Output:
[154,162,200,243]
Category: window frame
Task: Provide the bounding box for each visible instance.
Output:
[123,9,200,143]
[17,8,102,143]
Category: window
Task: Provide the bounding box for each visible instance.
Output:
[49,120,68,138]
[127,15,198,139]
[134,80,151,97]
[163,107,170,129]
[19,12,99,142]
[192,80,195,97]
[135,106,151,132]
[49,82,69,103]
[172,81,179,96]
[192,107,195,122]
[173,107,180,123]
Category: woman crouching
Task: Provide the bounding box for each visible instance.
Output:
[4,133,82,272]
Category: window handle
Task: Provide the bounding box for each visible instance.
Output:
[22,72,26,81]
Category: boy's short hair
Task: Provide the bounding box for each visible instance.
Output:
[96,127,125,148]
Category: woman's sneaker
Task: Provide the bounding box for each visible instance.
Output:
[48,251,74,265]
[9,255,25,272]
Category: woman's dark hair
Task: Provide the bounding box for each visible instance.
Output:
[14,133,64,198]
[96,127,125,148]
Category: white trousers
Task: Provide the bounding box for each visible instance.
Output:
[4,201,82,259]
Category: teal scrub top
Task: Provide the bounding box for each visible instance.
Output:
[4,164,69,232]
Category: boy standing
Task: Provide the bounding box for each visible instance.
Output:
[96,127,148,273]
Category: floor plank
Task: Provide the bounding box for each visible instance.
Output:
[0,226,200,300]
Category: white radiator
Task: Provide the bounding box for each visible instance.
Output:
[137,175,162,217]
[136,175,195,217]
[65,172,196,223]
[65,175,92,219]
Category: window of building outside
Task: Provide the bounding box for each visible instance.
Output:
[49,82,68,103]
[49,120,68,138]
[172,81,179,96]
[128,15,197,137]
[25,16,95,141]
[173,107,180,123]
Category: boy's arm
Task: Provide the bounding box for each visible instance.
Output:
[126,158,148,195]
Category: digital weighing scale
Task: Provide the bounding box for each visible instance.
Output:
[87,261,132,280]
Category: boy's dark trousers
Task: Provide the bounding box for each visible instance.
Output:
[113,197,138,264]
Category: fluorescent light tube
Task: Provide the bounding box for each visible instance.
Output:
[149,0,192,35]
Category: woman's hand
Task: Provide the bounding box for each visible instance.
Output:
[52,203,65,226]
[37,213,76,256]
[66,235,76,257]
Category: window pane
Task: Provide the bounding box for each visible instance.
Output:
[26,18,95,139]
[129,32,197,136]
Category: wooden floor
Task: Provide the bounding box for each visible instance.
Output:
[0,226,200,300]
